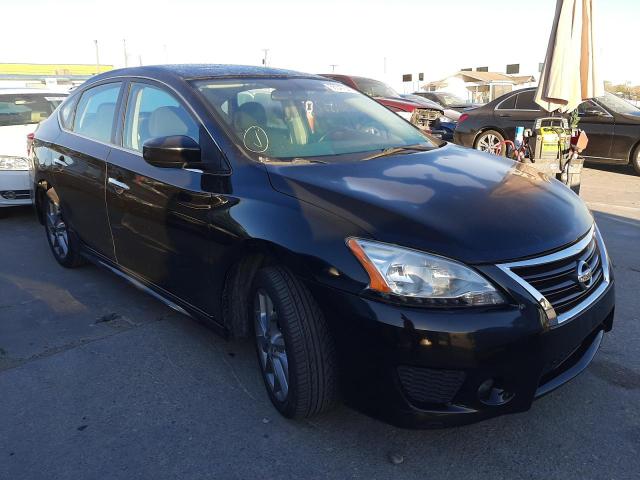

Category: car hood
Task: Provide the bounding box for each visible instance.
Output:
[266,144,593,264]
[0,123,37,157]
[374,96,439,112]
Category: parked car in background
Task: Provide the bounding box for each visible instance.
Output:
[0,89,67,218]
[453,87,640,175]
[32,65,615,428]
[319,74,443,134]
[415,91,481,112]
[402,93,459,140]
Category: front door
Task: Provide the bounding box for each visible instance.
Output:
[106,81,218,314]
[575,100,614,161]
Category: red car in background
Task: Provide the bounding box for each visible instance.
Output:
[319,74,443,134]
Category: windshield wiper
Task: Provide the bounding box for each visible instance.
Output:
[362,144,433,161]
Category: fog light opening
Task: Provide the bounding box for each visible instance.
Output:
[477,378,514,406]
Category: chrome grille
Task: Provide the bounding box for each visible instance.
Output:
[0,190,30,200]
[412,108,440,129]
[511,237,603,315]
[497,226,611,325]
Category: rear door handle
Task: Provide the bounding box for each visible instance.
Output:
[107,177,130,193]
[498,113,512,118]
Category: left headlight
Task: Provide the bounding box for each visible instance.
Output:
[347,238,506,306]
[0,156,30,171]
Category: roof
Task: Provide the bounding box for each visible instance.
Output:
[426,71,536,86]
[92,64,321,82]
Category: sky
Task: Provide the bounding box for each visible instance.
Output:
[1,0,638,90]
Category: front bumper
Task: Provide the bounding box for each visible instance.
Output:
[0,170,32,207]
[309,278,614,428]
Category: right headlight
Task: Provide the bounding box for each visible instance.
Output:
[347,238,506,306]
[0,156,30,171]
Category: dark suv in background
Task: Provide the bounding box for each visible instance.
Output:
[454,87,640,174]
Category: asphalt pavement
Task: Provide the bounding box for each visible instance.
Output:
[1,165,639,480]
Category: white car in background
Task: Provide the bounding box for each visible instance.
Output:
[0,89,67,218]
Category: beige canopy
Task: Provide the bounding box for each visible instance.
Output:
[535,0,604,113]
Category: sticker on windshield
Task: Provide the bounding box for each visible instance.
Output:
[243,126,269,153]
[324,83,354,93]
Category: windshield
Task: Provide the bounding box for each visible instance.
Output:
[436,93,469,106]
[194,78,434,161]
[0,93,66,127]
[596,92,640,115]
[352,78,401,98]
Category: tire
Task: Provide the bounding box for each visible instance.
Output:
[474,129,506,156]
[251,266,338,419]
[44,194,86,268]
[632,146,640,176]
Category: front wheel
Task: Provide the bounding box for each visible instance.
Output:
[474,130,506,156]
[252,266,338,419]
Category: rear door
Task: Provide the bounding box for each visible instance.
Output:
[52,82,123,260]
[106,80,220,313]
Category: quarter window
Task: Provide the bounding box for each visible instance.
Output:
[73,83,122,143]
[123,83,199,152]
[514,90,540,110]
[497,94,517,110]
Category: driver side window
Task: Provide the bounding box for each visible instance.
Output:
[123,83,199,152]
[577,101,607,117]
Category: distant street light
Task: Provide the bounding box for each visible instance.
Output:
[94,40,100,74]
[329,64,338,73]
[262,49,270,67]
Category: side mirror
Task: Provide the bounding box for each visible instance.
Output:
[142,135,200,168]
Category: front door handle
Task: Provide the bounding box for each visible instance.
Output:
[53,156,66,167]
[107,177,130,193]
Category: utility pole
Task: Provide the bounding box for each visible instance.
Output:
[138,55,143,66]
[329,64,338,73]
[261,48,269,67]
[123,39,128,67]
[94,40,100,74]
[163,44,168,63]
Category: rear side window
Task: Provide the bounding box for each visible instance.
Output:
[59,96,77,129]
[514,90,540,110]
[123,83,199,152]
[73,83,122,143]
[0,94,66,127]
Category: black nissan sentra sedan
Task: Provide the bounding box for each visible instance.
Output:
[31,65,614,428]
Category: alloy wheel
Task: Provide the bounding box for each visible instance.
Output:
[254,289,289,402]
[46,200,69,259]
[476,133,502,155]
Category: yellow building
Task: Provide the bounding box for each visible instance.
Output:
[0,63,113,76]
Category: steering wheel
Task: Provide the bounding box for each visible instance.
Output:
[317,128,351,143]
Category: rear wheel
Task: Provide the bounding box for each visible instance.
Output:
[632,146,640,175]
[474,130,506,156]
[44,195,85,268]
[252,266,338,419]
